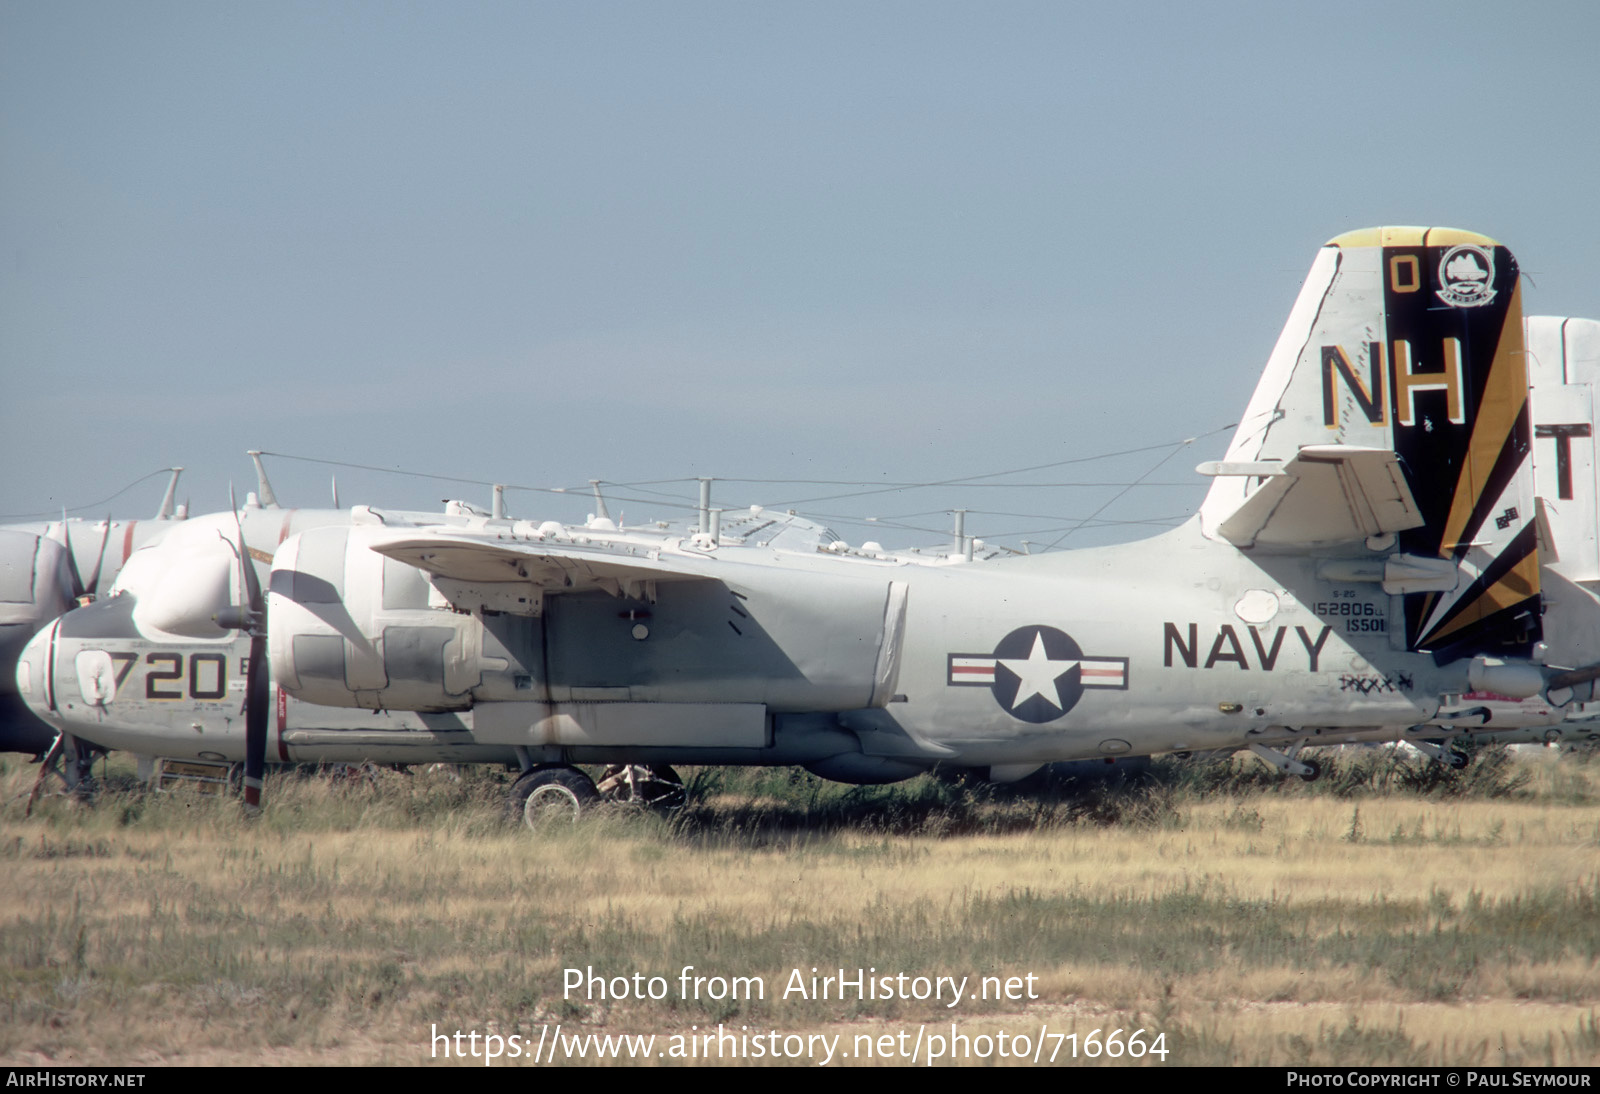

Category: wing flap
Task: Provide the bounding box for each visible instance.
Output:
[1214,445,1424,548]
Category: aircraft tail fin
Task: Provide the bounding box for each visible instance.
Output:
[1527,316,1600,582]
[1199,227,1538,661]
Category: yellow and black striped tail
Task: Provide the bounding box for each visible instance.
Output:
[1333,228,1540,660]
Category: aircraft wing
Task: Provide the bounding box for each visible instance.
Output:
[366,531,713,601]
[1205,445,1424,548]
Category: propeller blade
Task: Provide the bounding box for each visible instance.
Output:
[225,487,269,814]
[239,535,262,616]
[58,513,86,599]
[241,632,268,813]
[81,515,113,598]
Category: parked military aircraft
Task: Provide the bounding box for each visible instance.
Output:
[1,468,186,756]
[16,227,1592,820]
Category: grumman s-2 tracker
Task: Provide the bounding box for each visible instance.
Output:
[18,227,1600,822]
[1,467,188,758]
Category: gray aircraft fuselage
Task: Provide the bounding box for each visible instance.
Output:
[17,513,1465,779]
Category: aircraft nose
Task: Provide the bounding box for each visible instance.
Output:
[17,594,145,726]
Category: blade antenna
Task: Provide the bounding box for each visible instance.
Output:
[155,467,183,520]
[248,451,280,508]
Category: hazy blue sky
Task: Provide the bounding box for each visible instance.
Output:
[4,1,1597,550]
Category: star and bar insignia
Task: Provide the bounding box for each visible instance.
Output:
[948,624,1128,724]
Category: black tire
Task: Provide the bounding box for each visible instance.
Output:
[1446,749,1470,770]
[508,765,598,827]
[1298,759,1322,783]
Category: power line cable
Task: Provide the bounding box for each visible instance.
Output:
[0,468,179,521]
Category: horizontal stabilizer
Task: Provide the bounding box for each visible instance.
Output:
[1214,446,1423,548]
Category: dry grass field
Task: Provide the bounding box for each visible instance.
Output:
[2,746,1597,1067]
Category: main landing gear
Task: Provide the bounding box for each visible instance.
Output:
[596,764,688,811]
[507,764,688,828]
[508,765,598,826]
[25,732,102,816]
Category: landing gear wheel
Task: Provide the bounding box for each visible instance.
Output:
[508,765,598,827]
[596,765,687,811]
[1445,749,1470,770]
[1298,760,1322,783]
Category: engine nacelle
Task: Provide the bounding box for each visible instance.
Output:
[269,525,526,711]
